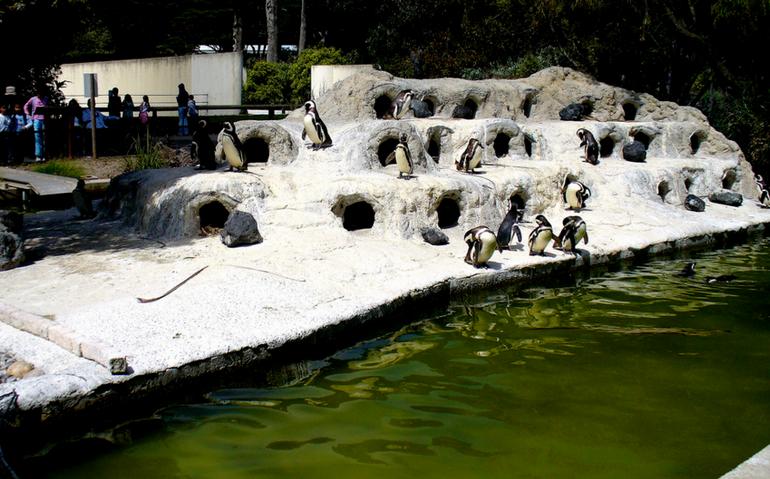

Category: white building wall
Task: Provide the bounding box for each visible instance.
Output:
[311,64,374,101]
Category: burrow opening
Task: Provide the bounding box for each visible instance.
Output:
[436,197,461,228]
[342,201,375,231]
[658,181,671,202]
[623,103,638,121]
[690,133,704,154]
[378,137,400,166]
[494,133,511,158]
[522,96,533,118]
[722,169,737,190]
[374,94,392,119]
[633,132,651,149]
[600,137,615,157]
[453,98,478,119]
[524,135,533,157]
[510,193,527,210]
[243,137,269,163]
[421,98,435,117]
[199,201,230,231]
[428,138,440,163]
[684,178,693,191]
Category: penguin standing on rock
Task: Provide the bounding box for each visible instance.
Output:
[756,174,770,207]
[463,226,498,268]
[221,121,247,172]
[528,215,554,256]
[72,179,96,219]
[553,215,588,253]
[385,133,414,179]
[388,90,414,120]
[456,138,483,173]
[562,177,592,210]
[496,200,523,252]
[302,100,333,150]
[192,119,216,170]
[576,128,599,165]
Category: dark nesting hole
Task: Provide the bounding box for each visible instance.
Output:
[690,133,703,154]
[600,137,615,157]
[658,181,671,202]
[722,169,737,190]
[522,97,533,117]
[199,201,229,230]
[580,101,594,117]
[374,94,392,119]
[524,135,533,157]
[378,138,400,166]
[623,103,638,121]
[423,98,435,116]
[436,197,461,228]
[428,138,440,162]
[464,99,478,118]
[493,133,511,158]
[633,132,651,149]
[510,193,527,210]
[243,137,269,163]
[343,201,375,231]
[684,178,693,191]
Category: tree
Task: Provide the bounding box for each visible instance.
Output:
[266,0,279,61]
[298,0,307,53]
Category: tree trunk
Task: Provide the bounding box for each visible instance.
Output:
[232,10,243,53]
[298,0,306,54]
[266,0,279,62]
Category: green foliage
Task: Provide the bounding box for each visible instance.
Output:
[31,160,86,179]
[243,61,290,104]
[287,47,350,103]
[123,137,168,172]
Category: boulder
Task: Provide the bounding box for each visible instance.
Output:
[559,103,585,121]
[622,141,647,162]
[0,210,24,270]
[419,226,449,246]
[411,100,433,118]
[684,194,706,212]
[220,211,263,247]
[708,190,743,207]
[451,105,475,119]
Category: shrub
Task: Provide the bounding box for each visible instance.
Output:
[287,47,350,103]
[31,160,86,178]
[123,137,168,172]
[243,61,290,105]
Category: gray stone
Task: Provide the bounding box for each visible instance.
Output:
[709,190,743,207]
[411,100,433,118]
[0,211,22,234]
[685,194,706,212]
[0,210,24,270]
[559,103,585,121]
[420,226,449,246]
[451,105,475,119]
[622,141,647,162]
[221,210,263,247]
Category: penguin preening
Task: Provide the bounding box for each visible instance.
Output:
[463,226,498,268]
[553,215,588,253]
[456,138,483,173]
[221,121,247,172]
[576,128,599,165]
[562,177,591,210]
[72,179,96,219]
[496,200,523,252]
[192,119,217,170]
[388,90,414,120]
[385,133,414,179]
[302,100,333,150]
[528,214,554,256]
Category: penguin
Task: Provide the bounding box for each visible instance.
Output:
[496,199,523,252]
[553,215,588,253]
[456,138,483,173]
[221,121,247,172]
[388,90,414,120]
[757,174,770,207]
[576,128,599,165]
[72,178,96,219]
[676,262,696,277]
[301,100,332,150]
[192,119,216,170]
[562,177,592,210]
[705,274,737,283]
[463,226,498,268]
[528,214,554,256]
[385,133,414,179]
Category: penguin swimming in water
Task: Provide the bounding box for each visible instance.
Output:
[385,133,414,179]
[388,90,414,120]
[676,262,697,277]
[72,178,96,219]
[302,100,333,150]
[576,128,599,165]
[553,215,588,253]
[496,199,523,252]
[456,138,483,173]
[705,273,737,283]
[528,214,554,256]
[221,121,247,172]
[463,226,498,268]
[192,119,217,170]
[562,177,592,210]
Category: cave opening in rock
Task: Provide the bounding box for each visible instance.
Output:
[199,201,230,231]
[437,197,461,228]
[378,138,400,166]
[243,137,269,163]
[722,169,737,190]
[422,98,435,116]
[633,132,651,149]
[374,94,392,119]
[428,138,440,162]
[494,133,511,158]
[657,181,671,202]
[522,96,533,118]
[510,193,527,210]
[524,135,533,157]
[623,103,638,121]
[600,137,615,157]
[343,201,375,231]
[690,133,703,154]
[684,178,693,191]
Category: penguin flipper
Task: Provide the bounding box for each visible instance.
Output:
[301,129,306,140]
[406,148,414,174]
[584,230,589,245]
[513,225,522,243]
[464,243,474,264]
[473,240,482,265]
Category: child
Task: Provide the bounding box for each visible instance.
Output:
[10,103,30,164]
[187,95,198,134]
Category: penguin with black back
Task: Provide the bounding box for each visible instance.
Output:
[553,215,588,253]
[456,138,483,173]
[562,177,592,210]
[676,262,697,277]
[756,174,770,207]
[388,90,414,120]
[192,119,217,170]
[463,226,498,268]
[528,214,554,256]
[576,128,599,165]
[72,178,96,219]
[221,121,247,172]
[385,133,414,179]
[496,199,523,252]
[302,100,332,150]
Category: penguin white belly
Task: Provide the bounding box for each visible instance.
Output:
[468,147,482,170]
[566,183,582,208]
[395,98,412,119]
[574,223,587,245]
[475,232,497,264]
[395,146,411,174]
[304,115,322,144]
[222,138,243,168]
[531,228,553,253]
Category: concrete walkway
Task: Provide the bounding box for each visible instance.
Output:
[720,445,770,478]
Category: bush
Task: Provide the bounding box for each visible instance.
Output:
[287,47,350,103]
[31,160,86,178]
[123,137,168,172]
[243,61,290,105]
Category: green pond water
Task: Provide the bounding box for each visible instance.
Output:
[28,239,770,478]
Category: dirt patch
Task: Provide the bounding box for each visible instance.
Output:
[13,156,130,180]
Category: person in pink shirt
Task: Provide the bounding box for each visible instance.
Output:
[24,86,47,162]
